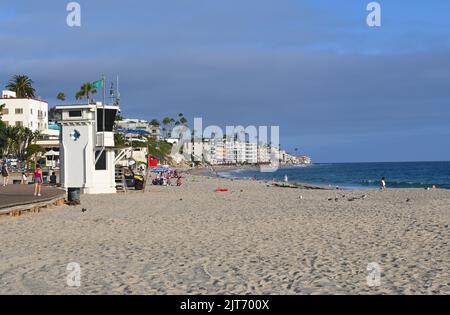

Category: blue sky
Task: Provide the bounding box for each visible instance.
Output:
[1,0,450,162]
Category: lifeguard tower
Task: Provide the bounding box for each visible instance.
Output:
[56,103,119,194]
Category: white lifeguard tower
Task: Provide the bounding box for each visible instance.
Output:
[56,103,119,194]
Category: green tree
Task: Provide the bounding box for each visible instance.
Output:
[0,126,40,161]
[162,117,172,138]
[147,137,173,164]
[56,92,66,102]
[0,126,20,156]
[48,106,62,121]
[179,117,188,125]
[150,119,160,126]
[6,75,36,98]
[15,127,41,161]
[75,83,97,103]
[114,133,126,148]
[0,103,5,128]
[24,144,45,163]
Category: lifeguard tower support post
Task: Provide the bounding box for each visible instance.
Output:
[56,103,119,194]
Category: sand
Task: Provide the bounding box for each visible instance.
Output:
[0,174,449,295]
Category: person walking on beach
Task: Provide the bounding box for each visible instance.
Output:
[284,174,289,183]
[1,162,9,186]
[380,177,387,190]
[33,164,43,196]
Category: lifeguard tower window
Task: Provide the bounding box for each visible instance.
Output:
[95,150,107,170]
[97,109,117,132]
[69,110,82,117]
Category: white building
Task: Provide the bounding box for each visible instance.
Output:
[116,119,161,139]
[245,142,258,164]
[223,139,251,164]
[181,137,264,165]
[177,136,307,167]
[210,138,225,164]
[1,90,49,131]
[201,138,225,165]
[258,145,271,164]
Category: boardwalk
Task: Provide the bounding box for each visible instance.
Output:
[0,184,65,210]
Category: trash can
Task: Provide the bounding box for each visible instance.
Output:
[68,188,81,204]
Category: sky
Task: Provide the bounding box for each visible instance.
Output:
[1,0,450,162]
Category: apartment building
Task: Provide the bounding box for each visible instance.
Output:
[1,90,48,131]
[258,145,271,164]
[178,137,307,166]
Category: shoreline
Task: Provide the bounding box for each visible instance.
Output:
[186,165,330,190]
[186,164,450,191]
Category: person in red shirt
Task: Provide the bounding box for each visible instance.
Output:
[34,164,43,196]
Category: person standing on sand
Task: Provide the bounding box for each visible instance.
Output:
[33,164,43,196]
[380,177,387,190]
[1,162,9,186]
[284,174,289,183]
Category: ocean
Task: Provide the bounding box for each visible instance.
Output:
[217,161,450,189]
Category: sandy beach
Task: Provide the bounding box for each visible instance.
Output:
[0,173,449,295]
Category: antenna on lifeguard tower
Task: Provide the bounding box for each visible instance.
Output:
[109,82,115,105]
[116,75,121,108]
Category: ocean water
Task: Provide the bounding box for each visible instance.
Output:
[218,162,450,189]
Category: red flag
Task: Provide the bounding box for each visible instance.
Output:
[148,155,158,167]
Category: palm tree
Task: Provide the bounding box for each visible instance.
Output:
[162,117,172,139]
[15,127,40,161]
[48,106,62,121]
[75,83,97,103]
[0,126,20,156]
[150,119,160,126]
[0,103,5,127]
[6,75,36,98]
[24,144,45,164]
[56,92,66,102]
[179,117,188,126]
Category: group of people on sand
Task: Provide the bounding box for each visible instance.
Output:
[152,169,183,187]
[0,161,50,196]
